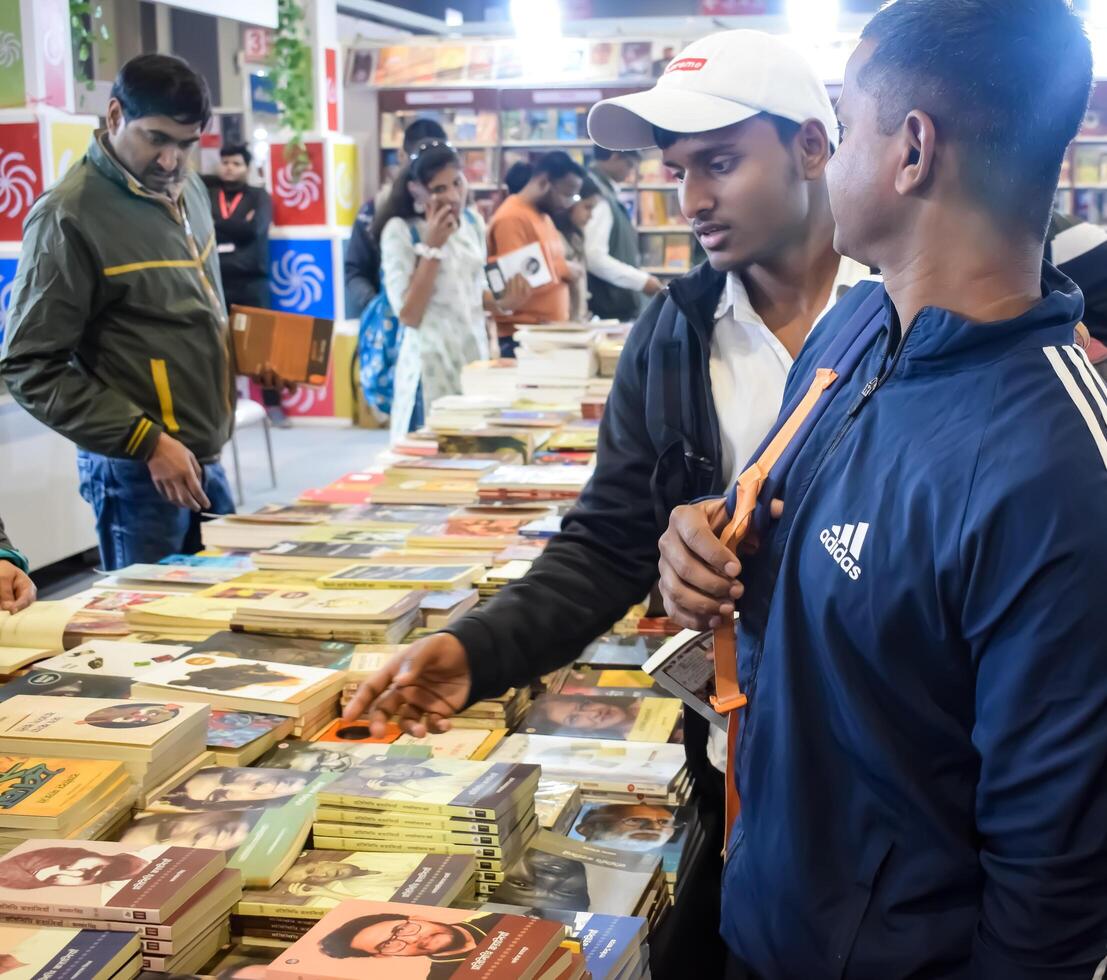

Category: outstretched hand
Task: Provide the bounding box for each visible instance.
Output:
[342,633,473,738]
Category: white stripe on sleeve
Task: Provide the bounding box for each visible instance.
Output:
[1045,345,1107,470]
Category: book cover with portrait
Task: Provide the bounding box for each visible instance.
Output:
[0,840,224,922]
[267,900,564,980]
[521,694,682,743]
[237,850,475,920]
[0,924,139,980]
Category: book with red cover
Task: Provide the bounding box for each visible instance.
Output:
[265,900,566,980]
[0,840,224,923]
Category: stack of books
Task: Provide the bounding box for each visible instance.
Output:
[0,696,208,797]
[491,734,690,807]
[464,906,650,980]
[0,755,137,856]
[118,765,330,888]
[450,686,531,731]
[435,426,552,464]
[476,464,592,503]
[520,692,683,743]
[0,924,141,980]
[568,801,703,904]
[228,589,423,645]
[0,840,234,975]
[231,848,477,948]
[490,829,669,929]
[533,779,583,836]
[309,756,540,900]
[315,562,484,592]
[312,720,507,761]
[265,900,571,980]
[205,710,295,767]
[130,653,346,726]
[199,508,332,551]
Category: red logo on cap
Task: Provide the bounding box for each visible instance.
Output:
[666,57,707,73]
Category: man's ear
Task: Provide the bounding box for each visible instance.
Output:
[894,109,936,196]
[797,119,832,179]
[105,98,125,137]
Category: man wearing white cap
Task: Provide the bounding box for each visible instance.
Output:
[343,30,869,973]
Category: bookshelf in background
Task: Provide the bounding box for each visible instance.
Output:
[634,149,692,277]
[1055,86,1107,225]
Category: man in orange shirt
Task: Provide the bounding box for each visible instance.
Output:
[487,151,585,354]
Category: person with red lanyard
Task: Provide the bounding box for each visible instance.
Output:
[206,143,284,424]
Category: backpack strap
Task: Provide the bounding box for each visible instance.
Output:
[711,282,889,846]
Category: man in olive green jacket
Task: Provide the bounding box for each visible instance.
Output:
[1,55,281,570]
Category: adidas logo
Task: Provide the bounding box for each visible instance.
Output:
[819,522,869,581]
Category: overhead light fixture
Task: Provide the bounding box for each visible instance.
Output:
[788,0,839,36]
[511,0,561,43]
[445,7,463,27]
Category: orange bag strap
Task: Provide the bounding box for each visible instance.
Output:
[713,367,839,843]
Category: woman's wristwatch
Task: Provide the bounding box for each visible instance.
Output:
[414,243,445,261]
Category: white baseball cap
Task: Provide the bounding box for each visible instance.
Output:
[588,30,838,151]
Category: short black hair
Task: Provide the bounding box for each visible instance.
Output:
[534,151,586,182]
[858,0,1092,236]
[318,913,405,958]
[652,113,802,151]
[592,147,642,163]
[220,143,251,166]
[402,118,448,157]
[110,54,211,128]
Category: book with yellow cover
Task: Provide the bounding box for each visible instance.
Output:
[236,849,475,920]
[521,694,682,743]
[0,755,135,832]
[315,564,482,591]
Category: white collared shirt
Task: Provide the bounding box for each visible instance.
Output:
[705,255,876,772]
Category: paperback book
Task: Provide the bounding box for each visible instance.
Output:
[521,694,682,743]
[0,924,139,980]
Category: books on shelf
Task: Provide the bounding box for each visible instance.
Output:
[265,900,566,980]
[130,654,345,720]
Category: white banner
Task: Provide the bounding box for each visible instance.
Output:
[159,0,277,28]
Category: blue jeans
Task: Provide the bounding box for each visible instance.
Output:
[77,451,235,571]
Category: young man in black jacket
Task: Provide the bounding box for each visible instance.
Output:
[344,30,870,970]
[207,143,280,423]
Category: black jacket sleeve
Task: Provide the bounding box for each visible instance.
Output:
[344,205,380,318]
[446,294,670,702]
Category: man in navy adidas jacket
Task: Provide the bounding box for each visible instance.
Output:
[659,2,1107,977]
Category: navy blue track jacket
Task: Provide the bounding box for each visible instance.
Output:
[723,265,1107,978]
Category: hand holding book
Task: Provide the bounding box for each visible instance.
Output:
[342,633,472,737]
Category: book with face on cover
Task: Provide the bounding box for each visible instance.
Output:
[265,900,565,980]
[130,654,345,719]
[0,924,140,980]
[318,757,540,819]
[490,735,685,799]
[116,777,326,889]
[34,642,192,678]
[490,830,659,917]
[0,755,135,832]
[521,694,682,743]
[314,721,503,762]
[0,840,225,923]
[568,803,698,881]
[143,766,329,815]
[236,849,476,919]
[0,696,209,787]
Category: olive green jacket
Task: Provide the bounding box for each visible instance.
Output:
[0,133,232,461]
